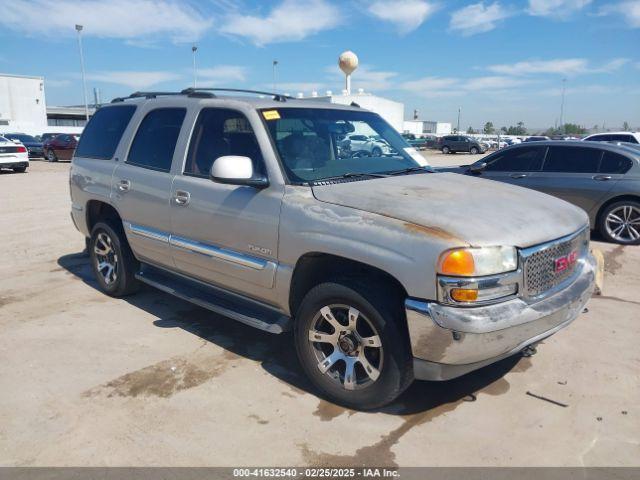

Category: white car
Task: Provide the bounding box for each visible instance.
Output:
[346,134,391,156]
[0,135,29,173]
[583,131,640,144]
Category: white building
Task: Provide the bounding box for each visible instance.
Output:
[0,73,88,136]
[0,74,47,135]
[403,120,452,136]
[301,90,404,132]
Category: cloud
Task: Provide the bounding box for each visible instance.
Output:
[220,0,341,46]
[597,1,640,28]
[400,75,533,97]
[0,0,212,42]
[449,2,513,36]
[527,0,592,17]
[198,65,248,84]
[367,1,439,33]
[487,58,629,76]
[85,71,183,89]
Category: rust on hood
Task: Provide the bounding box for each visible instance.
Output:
[403,222,466,244]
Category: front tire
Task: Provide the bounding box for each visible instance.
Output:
[441,146,450,154]
[89,222,140,296]
[470,147,479,154]
[294,282,413,410]
[598,200,640,245]
[371,147,382,157]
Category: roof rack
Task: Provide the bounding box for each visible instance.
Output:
[181,88,292,102]
[111,88,293,103]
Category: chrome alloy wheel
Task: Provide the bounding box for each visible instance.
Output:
[94,232,118,285]
[605,205,640,242]
[308,304,383,391]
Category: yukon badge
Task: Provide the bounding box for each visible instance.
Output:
[248,244,272,256]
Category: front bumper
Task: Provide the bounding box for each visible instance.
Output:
[406,253,596,381]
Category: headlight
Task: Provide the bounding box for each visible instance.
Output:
[438,246,517,277]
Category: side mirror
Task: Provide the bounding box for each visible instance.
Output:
[469,162,487,173]
[210,155,269,189]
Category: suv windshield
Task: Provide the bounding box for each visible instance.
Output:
[262,108,427,183]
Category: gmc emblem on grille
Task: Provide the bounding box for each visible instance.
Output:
[554,250,578,273]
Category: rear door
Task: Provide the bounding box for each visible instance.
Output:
[169,107,283,297]
[112,106,187,268]
[473,145,545,187]
[525,145,618,214]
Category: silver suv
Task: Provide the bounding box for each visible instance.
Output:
[70,88,596,409]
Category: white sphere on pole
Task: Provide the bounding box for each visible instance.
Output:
[338,51,359,75]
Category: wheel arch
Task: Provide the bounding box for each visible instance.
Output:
[86,200,124,233]
[288,252,408,318]
[594,194,640,226]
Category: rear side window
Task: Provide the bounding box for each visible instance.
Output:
[543,146,602,173]
[184,108,264,177]
[600,151,633,174]
[586,134,609,142]
[127,108,186,172]
[75,106,136,159]
[485,146,545,172]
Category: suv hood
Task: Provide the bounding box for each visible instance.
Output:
[311,172,588,248]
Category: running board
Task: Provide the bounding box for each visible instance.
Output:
[135,264,291,334]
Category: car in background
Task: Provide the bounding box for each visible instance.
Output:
[40,133,59,143]
[3,133,44,158]
[523,136,551,142]
[440,135,485,154]
[0,135,29,173]
[401,133,427,150]
[345,133,391,156]
[583,132,640,144]
[44,133,80,162]
[439,141,640,244]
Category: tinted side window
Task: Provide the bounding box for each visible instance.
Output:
[485,146,544,172]
[587,135,609,142]
[543,146,602,173]
[127,108,186,172]
[75,106,136,159]
[184,108,264,177]
[600,151,633,174]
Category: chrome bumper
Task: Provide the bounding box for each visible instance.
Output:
[406,253,596,381]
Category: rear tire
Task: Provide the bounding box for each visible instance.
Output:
[598,200,640,245]
[89,221,140,297]
[294,281,413,410]
[13,166,27,173]
[46,149,58,162]
[441,146,450,154]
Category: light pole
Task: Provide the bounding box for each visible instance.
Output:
[272,60,278,93]
[75,24,89,122]
[192,45,198,88]
[456,106,461,133]
[559,78,566,134]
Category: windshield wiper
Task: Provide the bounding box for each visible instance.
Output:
[387,166,432,175]
[313,172,388,183]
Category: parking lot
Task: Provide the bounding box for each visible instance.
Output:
[0,159,638,467]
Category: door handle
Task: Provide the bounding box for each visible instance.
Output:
[117,179,131,192]
[510,173,528,179]
[593,175,612,181]
[174,190,191,206]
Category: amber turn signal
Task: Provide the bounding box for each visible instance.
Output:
[440,249,475,276]
[450,288,479,302]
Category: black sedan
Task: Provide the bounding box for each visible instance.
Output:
[437,141,640,245]
[3,133,44,158]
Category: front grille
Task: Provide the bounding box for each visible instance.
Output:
[523,229,588,298]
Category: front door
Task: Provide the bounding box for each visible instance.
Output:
[169,107,283,297]
[112,107,187,268]
[474,145,545,187]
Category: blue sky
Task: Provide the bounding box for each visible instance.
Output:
[1,0,639,129]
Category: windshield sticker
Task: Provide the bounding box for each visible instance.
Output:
[404,147,428,166]
[262,110,281,120]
